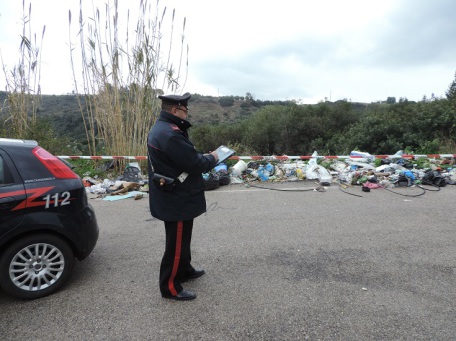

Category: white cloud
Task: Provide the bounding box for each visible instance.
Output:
[0,0,455,103]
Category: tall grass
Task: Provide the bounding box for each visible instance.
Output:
[69,0,188,166]
[0,0,44,138]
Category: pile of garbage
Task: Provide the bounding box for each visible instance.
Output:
[204,150,456,189]
[203,163,231,191]
[82,151,456,197]
[83,162,148,199]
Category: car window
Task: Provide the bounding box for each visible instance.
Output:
[0,154,15,186]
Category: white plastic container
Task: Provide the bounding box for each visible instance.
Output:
[231,160,247,175]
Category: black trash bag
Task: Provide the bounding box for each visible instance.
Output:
[421,170,447,187]
[217,170,231,186]
[421,171,434,185]
[431,171,447,187]
[434,176,447,187]
[247,161,259,169]
[204,173,220,191]
[122,166,142,182]
[421,171,435,185]
[396,174,409,187]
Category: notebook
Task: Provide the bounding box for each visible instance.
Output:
[213,145,235,165]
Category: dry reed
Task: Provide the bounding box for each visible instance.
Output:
[1,0,44,138]
[69,0,188,167]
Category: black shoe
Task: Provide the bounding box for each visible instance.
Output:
[181,268,205,283]
[162,289,196,301]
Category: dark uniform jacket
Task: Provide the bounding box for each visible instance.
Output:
[147,110,217,221]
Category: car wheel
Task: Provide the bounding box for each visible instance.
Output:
[0,234,75,299]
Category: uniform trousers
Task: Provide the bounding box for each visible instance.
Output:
[160,219,195,296]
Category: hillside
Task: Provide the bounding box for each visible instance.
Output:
[0,91,291,139]
[5,90,452,157]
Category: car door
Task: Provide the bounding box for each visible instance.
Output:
[0,149,27,233]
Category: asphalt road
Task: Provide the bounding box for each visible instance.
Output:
[1,181,455,341]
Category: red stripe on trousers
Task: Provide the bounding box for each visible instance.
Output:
[168,221,183,296]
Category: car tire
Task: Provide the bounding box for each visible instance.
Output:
[0,234,75,300]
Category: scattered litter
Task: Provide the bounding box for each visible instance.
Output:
[231,160,247,176]
[82,150,456,199]
[306,151,333,185]
[102,191,146,201]
[110,182,141,195]
[84,162,148,197]
[214,150,456,191]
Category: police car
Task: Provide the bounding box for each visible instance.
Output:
[0,138,99,299]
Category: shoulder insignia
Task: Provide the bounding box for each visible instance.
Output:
[170,124,180,131]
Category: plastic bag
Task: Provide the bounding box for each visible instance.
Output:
[204,173,220,191]
[217,170,231,186]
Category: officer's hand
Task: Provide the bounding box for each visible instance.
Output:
[209,151,218,162]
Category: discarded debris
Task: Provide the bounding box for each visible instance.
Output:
[102,191,146,201]
[211,150,456,190]
[83,150,456,198]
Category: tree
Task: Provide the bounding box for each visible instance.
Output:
[445,71,456,101]
[386,97,396,104]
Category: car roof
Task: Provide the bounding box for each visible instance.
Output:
[0,138,38,147]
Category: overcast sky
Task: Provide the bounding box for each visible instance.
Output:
[0,0,455,103]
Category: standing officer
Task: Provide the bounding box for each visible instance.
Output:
[147,92,218,301]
